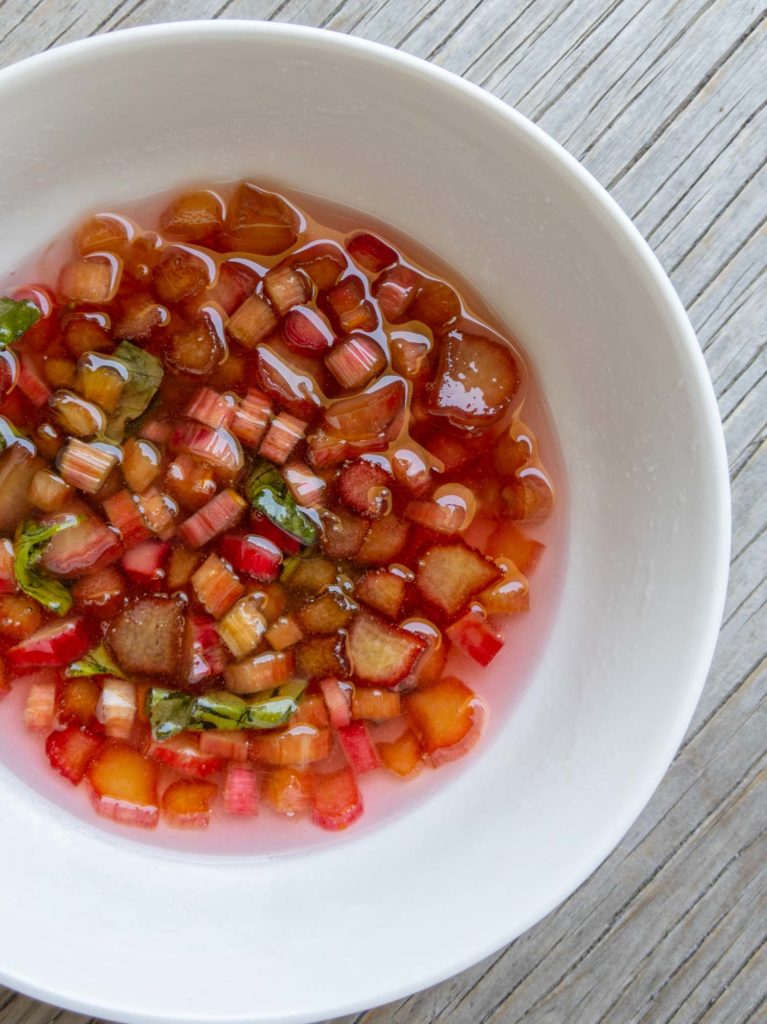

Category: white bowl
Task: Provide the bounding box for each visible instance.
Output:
[0,21,729,1024]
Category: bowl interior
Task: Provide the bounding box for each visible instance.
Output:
[0,23,729,1024]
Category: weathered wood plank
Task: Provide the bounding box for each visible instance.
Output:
[0,3,765,1024]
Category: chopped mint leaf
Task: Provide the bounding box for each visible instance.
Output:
[0,297,40,347]
[104,341,163,441]
[246,461,317,547]
[14,517,78,616]
[66,642,126,680]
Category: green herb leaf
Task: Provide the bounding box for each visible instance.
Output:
[66,642,126,680]
[104,341,163,441]
[147,681,307,741]
[246,461,317,547]
[0,297,40,347]
[14,517,78,616]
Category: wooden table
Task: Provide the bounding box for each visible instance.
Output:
[0,2,764,1023]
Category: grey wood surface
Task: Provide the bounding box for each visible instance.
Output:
[0,2,765,1023]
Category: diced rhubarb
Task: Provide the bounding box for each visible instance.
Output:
[485,520,544,574]
[320,677,353,728]
[231,388,272,448]
[306,429,366,469]
[479,557,529,614]
[264,265,310,315]
[409,278,461,329]
[351,687,402,721]
[401,620,447,688]
[427,331,520,429]
[171,422,243,474]
[225,182,299,254]
[113,293,168,341]
[0,594,42,641]
[283,307,334,356]
[40,511,121,578]
[138,418,173,445]
[325,334,386,389]
[224,649,294,694]
[346,233,397,274]
[28,468,73,513]
[502,471,555,522]
[286,556,337,594]
[416,542,501,618]
[160,190,224,241]
[377,728,423,777]
[320,507,369,559]
[372,264,420,322]
[355,569,408,619]
[192,553,244,618]
[404,485,476,535]
[325,276,377,334]
[310,767,363,831]
[217,595,267,658]
[58,439,117,494]
[44,359,76,391]
[208,261,259,315]
[250,720,331,766]
[390,331,431,379]
[122,438,162,494]
[103,489,151,547]
[60,255,121,304]
[46,724,103,784]
[324,379,405,442]
[446,608,504,666]
[281,461,327,509]
[57,677,101,726]
[262,766,310,816]
[107,596,184,676]
[77,356,126,414]
[265,614,303,651]
[355,515,410,565]
[87,742,160,828]
[7,617,90,670]
[226,294,279,349]
[122,540,170,589]
[166,546,202,590]
[224,763,259,816]
[0,446,43,533]
[186,387,237,429]
[259,412,306,466]
[347,612,425,688]
[405,676,483,763]
[167,316,222,376]
[177,488,247,549]
[97,678,137,739]
[291,241,346,291]
[165,454,217,511]
[18,352,52,407]
[0,538,15,594]
[200,730,250,763]
[336,720,379,774]
[184,612,229,684]
[337,458,392,519]
[137,486,176,541]
[149,733,225,779]
[162,779,217,829]
[294,634,349,681]
[72,565,126,617]
[297,590,355,635]
[153,249,209,304]
[220,533,282,580]
[24,680,57,731]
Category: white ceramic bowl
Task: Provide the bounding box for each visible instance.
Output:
[0,21,729,1024]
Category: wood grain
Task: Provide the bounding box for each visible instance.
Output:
[0,2,765,1023]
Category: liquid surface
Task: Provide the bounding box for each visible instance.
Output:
[0,181,567,855]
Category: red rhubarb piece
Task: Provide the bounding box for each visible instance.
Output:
[346,233,398,274]
[310,767,363,831]
[336,720,379,774]
[46,724,103,785]
[7,617,90,670]
[220,533,282,580]
[337,458,393,519]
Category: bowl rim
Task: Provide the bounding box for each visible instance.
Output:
[0,18,731,1024]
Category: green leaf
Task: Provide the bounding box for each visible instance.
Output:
[147,681,307,741]
[104,341,163,441]
[66,642,126,680]
[0,297,40,347]
[14,517,78,616]
[246,461,317,547]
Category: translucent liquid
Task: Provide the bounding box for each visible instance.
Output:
[0,182,568,857]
